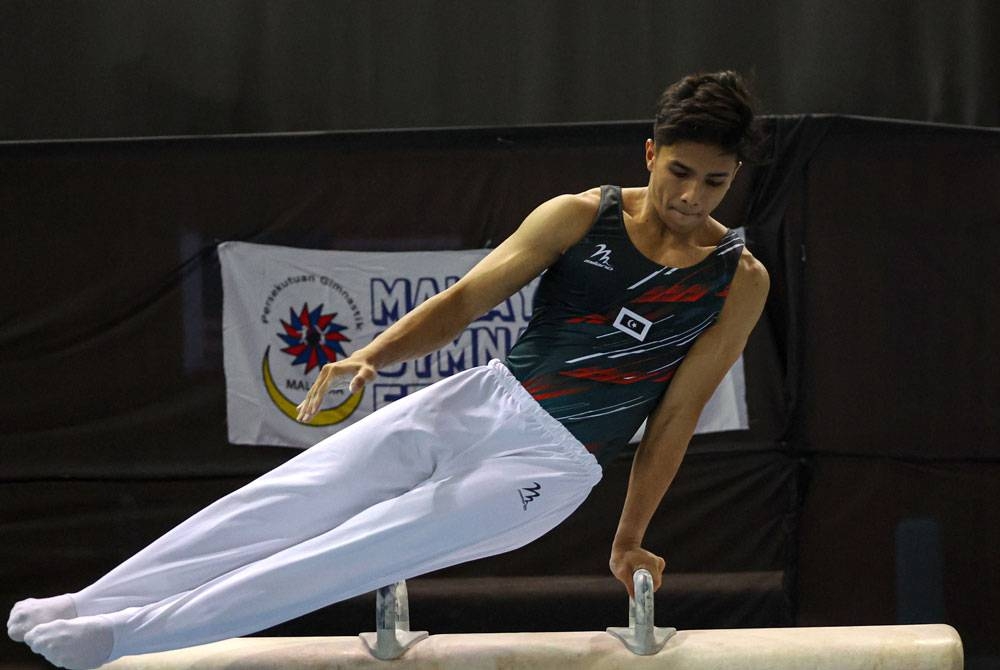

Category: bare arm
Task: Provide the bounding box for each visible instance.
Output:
[609,250,770,597]
[296,191,600,422]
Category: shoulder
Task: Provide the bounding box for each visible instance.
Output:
[732,247,769,296]
[549,187,602,219]
[448,189,604,310]
[532,188,601,218]
[716,247,768,332]
[519,188,603,254]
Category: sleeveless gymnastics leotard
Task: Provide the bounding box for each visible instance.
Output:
[505,185,744,465]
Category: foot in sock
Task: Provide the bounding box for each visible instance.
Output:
[7,595,77,642]
[24,615,115,670]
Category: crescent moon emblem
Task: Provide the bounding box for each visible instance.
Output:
[262,347,363,426]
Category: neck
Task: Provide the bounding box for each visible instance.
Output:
[633,187,713,244]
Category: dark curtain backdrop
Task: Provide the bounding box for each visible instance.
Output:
[2,121,801,667]
[3,117,1000,667]
[3,3,999,664]
[1,0,998,142]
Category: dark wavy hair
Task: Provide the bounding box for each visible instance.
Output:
[653,71,762,162]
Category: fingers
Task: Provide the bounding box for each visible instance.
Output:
[646,555,666,591]
[611,567,635,599]
[296,362,374,422]
[299,387,326,422]
[296,365,332,422]
[652,555,666,590]
[622,566,663,599]
[610,548,666,599]
[348,366,376,394]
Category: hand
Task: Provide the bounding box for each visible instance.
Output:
[295,356,376,422]
[609,546,666,599]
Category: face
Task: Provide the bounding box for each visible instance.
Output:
[644,139,740,233]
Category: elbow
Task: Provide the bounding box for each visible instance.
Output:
[657,388,712,423]
[647,398,707,442]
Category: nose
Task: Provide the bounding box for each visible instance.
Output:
[679,180,701,208]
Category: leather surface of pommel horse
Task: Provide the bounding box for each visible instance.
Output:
[102,573,963,669]
[104,624,963,669]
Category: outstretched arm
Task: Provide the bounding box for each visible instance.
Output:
[296,191,600,422]
[609,250,769,597]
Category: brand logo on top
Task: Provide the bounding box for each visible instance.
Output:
[584,243,615,271]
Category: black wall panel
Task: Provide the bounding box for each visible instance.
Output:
[4,116,999,663]
[2,124,781,480]
[797,457,1000,657]
[801,122,1000,460]
[1,1,997,141]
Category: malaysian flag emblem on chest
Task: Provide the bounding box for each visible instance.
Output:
[612,307,652,341]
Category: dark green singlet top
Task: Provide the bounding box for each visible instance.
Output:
[504,185,745,466]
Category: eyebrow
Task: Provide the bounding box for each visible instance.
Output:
[669,160,731,179]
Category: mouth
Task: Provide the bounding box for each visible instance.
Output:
[669,206,701,217]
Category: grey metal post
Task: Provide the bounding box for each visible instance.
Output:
[606,568,677,655]
[360,581,429,660]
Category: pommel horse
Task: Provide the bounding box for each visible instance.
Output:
[105,571,963,669]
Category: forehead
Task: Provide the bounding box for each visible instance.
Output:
[656,141,738,173]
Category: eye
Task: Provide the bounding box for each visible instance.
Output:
[707,180,726,188]
[669,167,688,178]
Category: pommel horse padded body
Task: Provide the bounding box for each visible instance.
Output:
[104,624,963,669]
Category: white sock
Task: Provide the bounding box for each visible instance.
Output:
[7,594,77,642]
[24,614,115,670]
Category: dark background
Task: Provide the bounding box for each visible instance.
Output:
[2,2,999,668]
[1,0,998,140]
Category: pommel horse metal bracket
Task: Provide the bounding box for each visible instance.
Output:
[359,581,429,660]
[606,568,677,655]
[361,570,674,660]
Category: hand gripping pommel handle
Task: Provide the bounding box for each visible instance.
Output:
[606,568,677,655]
[359,581,429,660]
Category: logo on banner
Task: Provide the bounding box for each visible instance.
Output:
[277,303,350,373]
[260,278,366,426]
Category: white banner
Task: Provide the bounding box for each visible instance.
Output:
[220,241,747,448]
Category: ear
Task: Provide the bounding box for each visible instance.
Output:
[645,139,656,172]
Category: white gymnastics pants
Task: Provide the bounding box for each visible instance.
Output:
[70,359,602,661]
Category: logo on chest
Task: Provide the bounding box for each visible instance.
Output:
[584,243,615,271]
[613,307,653,341]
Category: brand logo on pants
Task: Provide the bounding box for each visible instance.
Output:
[519,482,542,511]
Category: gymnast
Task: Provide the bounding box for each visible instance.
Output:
[8,70,768,669]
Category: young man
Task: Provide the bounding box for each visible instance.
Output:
[9,71,768,669]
